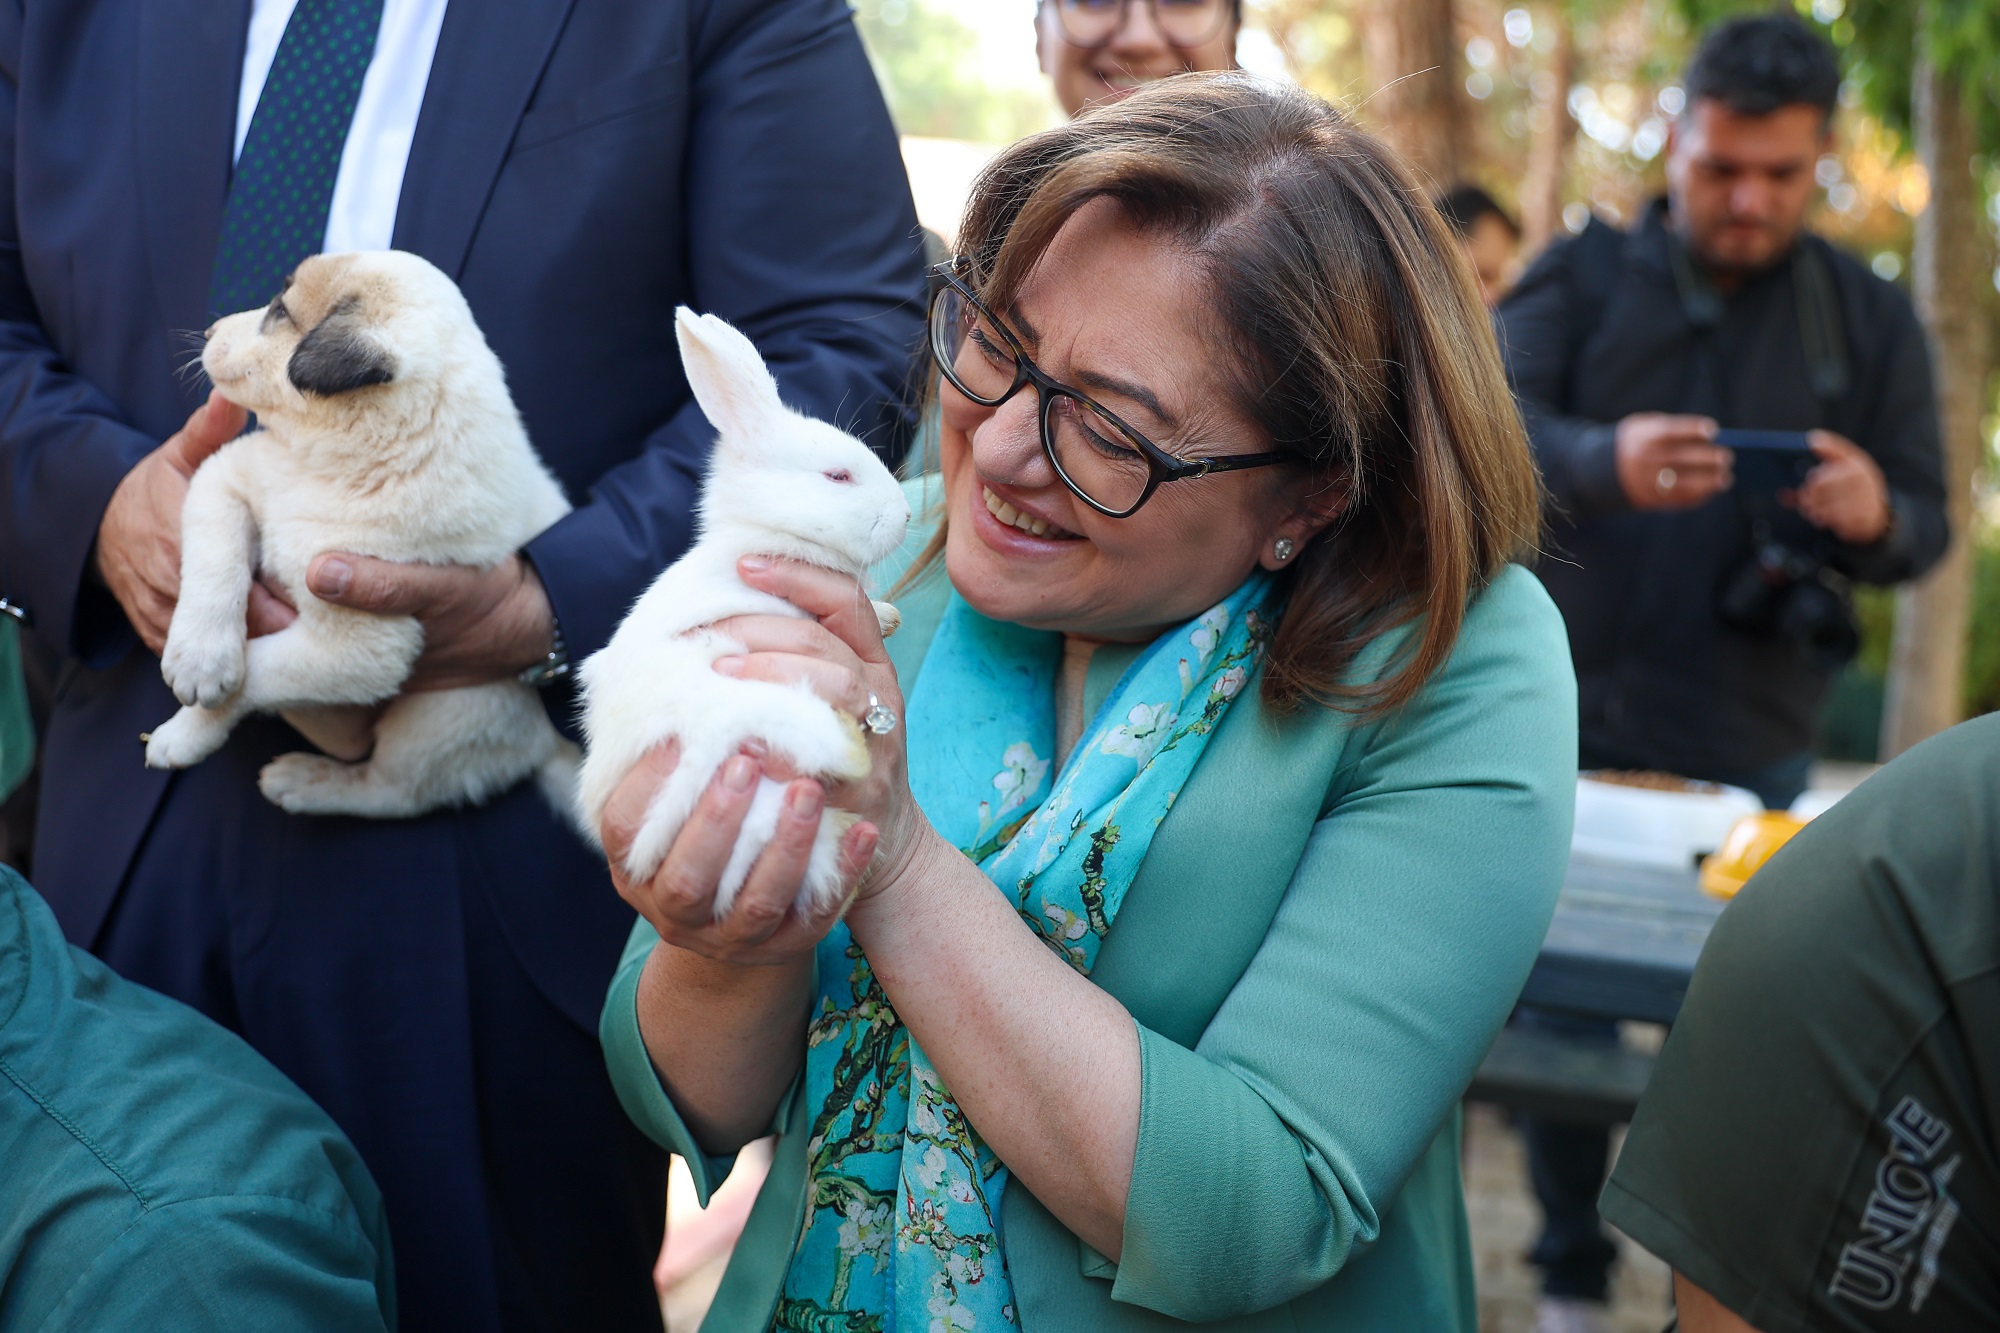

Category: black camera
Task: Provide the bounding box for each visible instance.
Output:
[1715,537,1860,670]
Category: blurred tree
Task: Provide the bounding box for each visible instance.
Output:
[1883,51,1994,755]
[1518,4,1577,253]
[1358,0,1470,183]
[851,0,1057,144]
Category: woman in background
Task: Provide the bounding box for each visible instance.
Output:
[1035,0,1239,116]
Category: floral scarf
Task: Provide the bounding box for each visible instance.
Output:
[774,575,1275,1333]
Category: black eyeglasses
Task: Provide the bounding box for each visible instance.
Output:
[928,260,1292,519]
[1047,0,1235,51]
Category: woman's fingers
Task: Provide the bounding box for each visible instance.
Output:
[735,818,879,959]
[713,652,872,719]
[645,754,767,927]
[737,558,890,665]
[716,780,826,946]
[601,739,681,873]
[711,614,866,670]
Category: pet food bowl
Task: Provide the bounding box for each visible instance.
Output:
[1571,774,1764,871]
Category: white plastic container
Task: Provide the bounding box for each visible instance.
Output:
[1572,775,1764,870]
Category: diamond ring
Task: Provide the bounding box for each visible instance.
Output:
[863,694,899,735]
[1657,467,1678,492]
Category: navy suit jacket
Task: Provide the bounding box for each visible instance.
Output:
[0,0,923,1029]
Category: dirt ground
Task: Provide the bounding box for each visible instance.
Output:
[659,1105,1674,1332]
[1464,1103,1672,1333]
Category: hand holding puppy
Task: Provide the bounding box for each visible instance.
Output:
[95,390,295,653]
[304,550,557,691]
[145,251,576,820]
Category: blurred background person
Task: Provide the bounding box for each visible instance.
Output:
[1437,184,1523,307]
[1495,15,1949,1331]
[1036,0,1239,118]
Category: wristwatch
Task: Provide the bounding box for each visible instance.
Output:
[518,620,570,687]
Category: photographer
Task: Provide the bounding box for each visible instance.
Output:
[1496,15,1948,1330]
[1501,13,1946,810]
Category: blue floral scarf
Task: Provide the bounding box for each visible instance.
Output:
[775,575,1275,1333]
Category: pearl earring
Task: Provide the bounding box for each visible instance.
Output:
[1273,537,1295,563]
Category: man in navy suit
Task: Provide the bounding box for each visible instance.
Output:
[0,0,924,1327]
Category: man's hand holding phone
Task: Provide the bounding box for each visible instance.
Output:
[1794,430,1891,545]
[1616,412,1734,511]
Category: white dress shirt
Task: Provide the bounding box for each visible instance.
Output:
[234,0,450,255]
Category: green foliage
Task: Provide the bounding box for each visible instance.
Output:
[850,0,1056,144]
[1965,534,2000,715]
[1671,0,2000,155]
[1825,544,2000,762]
[1846,528,2000,716]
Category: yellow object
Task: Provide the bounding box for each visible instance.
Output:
[1699,811,1811,900]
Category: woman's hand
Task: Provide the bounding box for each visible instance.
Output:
[710,556,935,903]
[602,738,876,967]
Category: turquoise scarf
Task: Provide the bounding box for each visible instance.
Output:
[775,575,1276,1333]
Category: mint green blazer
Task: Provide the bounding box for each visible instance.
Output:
[602,490,1578,1331]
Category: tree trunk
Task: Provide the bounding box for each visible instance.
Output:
[1518,7,1575,259]
[1880,58,1991,759]
[1360,0,1466,186]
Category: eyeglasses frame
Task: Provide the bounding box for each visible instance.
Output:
[928,260,1294,519]
[1044,0,1236,52]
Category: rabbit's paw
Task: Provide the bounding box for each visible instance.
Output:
[161,628,245,708]
[872,599,902,639]
[144,706,233,770]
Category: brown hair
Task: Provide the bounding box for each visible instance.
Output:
[916,73,1541,717]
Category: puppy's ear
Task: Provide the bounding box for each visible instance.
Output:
[288,300,395,397]
[675,307,783,441]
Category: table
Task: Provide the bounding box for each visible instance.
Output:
[1466,852,1728,1126]
[1519,852,1726,1025]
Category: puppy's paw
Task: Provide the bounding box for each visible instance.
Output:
[871,599,902,639]
[259,752,351,813]
[144,706,232,769]
[161,630,245,708]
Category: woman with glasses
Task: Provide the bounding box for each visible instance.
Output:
[1036,0,1240,116]
[597,76,1576,1332]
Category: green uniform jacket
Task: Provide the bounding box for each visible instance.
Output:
[0,866,395,1331]
[602,487,1577,1330]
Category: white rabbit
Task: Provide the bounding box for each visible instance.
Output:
[574,308,911,916]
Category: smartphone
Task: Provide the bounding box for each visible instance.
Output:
[1716,429,1815,495]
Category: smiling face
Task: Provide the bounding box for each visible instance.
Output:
[1666,98,1828,276]
[939,199,1327,642]
[1036,0,1237,119]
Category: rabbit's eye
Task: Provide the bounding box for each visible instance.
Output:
[823,469,854,484]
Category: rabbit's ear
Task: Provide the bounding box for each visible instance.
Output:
[676,307,783,441]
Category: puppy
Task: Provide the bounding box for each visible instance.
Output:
[146,251,576,818]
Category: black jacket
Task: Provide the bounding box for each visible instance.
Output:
[1498,200,1948,776]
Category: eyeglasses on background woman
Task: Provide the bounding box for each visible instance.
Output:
[928,260,1290,518]
[1048,0,1235,52]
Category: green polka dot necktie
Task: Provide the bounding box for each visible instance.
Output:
[209,0,386,319]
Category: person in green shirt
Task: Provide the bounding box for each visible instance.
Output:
[0,864,395,1330]
[596,75,1578,1332]
[1601,713,2000,1331]
[0,620,31,840]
